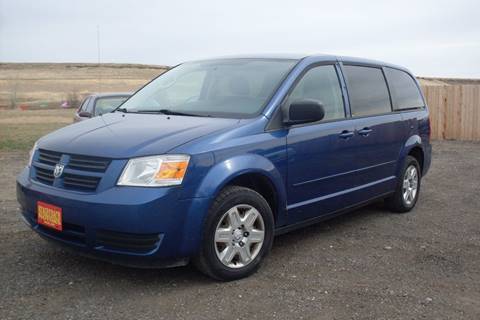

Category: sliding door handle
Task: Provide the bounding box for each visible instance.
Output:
[358,127,373,136]
[339,130,354,139]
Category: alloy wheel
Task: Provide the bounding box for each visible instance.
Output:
[402,165,418,206]
[214,204,265,269]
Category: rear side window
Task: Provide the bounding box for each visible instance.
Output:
[385,68,424,110]
[287,65,345,121]
[343,65,391,117]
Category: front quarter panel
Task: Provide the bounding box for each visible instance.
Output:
[173,118,289,227]
[177,151,288,256]
[177,123,287,218]
[196,154,284,197]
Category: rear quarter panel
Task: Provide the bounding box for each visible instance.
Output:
[398,109,431,176]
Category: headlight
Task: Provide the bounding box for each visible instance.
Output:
[28,142,38,167]
[117,155,190,187]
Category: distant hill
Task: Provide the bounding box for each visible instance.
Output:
[1,62,479,110]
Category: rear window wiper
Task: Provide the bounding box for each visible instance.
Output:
[136,109,210,117]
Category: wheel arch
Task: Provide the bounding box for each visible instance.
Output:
[408,146,424,175]
[225,172,279,223]
[193,154,287,227]
[399,134,425,176]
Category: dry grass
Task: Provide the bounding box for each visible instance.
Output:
[0,109,75,151]
[0,63,168,151]
[0,63,168,109]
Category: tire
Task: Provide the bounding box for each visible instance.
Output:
[385,155,422,213]
[193,185,274,281]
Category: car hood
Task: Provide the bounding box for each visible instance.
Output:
[39,112,240,158]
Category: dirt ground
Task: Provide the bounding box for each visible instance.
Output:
[0,140,479,320]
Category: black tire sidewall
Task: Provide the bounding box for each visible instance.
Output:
[201,187,274,280]
[386,155,422,213]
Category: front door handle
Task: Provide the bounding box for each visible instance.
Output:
[339,130,354,139]
[358,127,373,136]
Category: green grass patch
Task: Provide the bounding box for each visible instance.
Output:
[0,109,74,151]
[0,123,67,151]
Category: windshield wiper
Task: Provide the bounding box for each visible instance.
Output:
[136,109,209,117]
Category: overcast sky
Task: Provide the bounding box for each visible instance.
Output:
[1,0,479,77]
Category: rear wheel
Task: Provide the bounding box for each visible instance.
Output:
[386,155,421,213]
[194,186,274,281]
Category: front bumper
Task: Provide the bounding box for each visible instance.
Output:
[16,167,211,268]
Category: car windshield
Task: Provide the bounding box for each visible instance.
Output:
[119,58,297,118]
[95,96,129,115]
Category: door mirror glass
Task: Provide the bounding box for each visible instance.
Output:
[284,100,325,125]
[78,111,92,118]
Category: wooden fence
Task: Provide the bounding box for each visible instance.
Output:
[421,85,480,141]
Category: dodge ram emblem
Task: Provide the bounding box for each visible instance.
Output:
[53,164,65,178]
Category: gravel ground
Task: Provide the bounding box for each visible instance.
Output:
[1,140,479,320]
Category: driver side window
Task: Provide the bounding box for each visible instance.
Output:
[288,65,345,121]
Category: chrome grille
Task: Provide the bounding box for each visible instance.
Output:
[38,149,62,166]
[35,166,54,185]
[68,155,110,172]
[32,149,110,192]
[63,173,101,191]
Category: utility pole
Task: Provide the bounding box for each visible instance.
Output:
[97,24,101,92]
[96,24,101,64]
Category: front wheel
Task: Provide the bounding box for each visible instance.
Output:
[194,186,274,281]
[385,155,421,213]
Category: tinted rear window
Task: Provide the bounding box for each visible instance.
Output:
[343,65,391,117]
[385,68,424,110]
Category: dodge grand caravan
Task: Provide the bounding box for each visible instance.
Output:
[17,54,431,280]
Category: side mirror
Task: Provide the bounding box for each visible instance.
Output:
[78,111,92,118]
[283,99,325,125]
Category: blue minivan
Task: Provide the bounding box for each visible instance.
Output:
[17,54,431,280]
